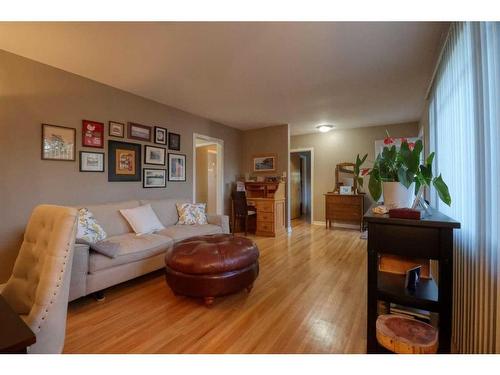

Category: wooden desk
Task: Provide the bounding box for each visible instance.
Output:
[0,295,35,353]
[324,193,364,231]
[245,182,286,237]
[364,207,460,353]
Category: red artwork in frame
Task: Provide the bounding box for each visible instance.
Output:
[82,120,104,148]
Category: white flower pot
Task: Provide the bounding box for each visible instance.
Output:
[382,181,415,209]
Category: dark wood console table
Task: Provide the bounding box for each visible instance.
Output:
[364,207,460,353]
[0,295,35,353]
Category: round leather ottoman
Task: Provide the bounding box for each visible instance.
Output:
[165,234,259,306]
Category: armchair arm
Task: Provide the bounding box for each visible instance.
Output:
[207,214,230,234]
[68,243,90,301]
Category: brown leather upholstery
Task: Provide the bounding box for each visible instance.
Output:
[165,234,259,305]
[166,234,258,274]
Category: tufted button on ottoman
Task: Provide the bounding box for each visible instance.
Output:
[165,234,259,306]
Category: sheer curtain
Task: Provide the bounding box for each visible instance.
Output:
[429,22,500,353]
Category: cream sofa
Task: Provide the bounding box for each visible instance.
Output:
[69,198,230,301]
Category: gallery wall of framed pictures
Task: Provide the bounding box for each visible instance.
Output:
[41,118,186,188]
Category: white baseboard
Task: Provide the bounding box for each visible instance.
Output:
[313,221,359,230]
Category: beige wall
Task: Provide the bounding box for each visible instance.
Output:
[241,124,290,226]
[0,50,243,281]
[291,122,419,222]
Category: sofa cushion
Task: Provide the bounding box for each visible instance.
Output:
[119,204,165,235]
[82,200,140,237]
[88,233,173,273]
[176,203,208,225]
[140,198,191,227]
[76,208,107,243]
[156,224,222,243]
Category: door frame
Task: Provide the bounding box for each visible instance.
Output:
[193,133,224,215]
[289,147,314,222]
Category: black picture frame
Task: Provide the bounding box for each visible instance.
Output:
[109,121,125,138]
[154,126,167,145]
[168,153,186,182]
[108,140,142,182]
[127,122,152,142]
[144,145,166,166]
[168,132,181,151]
[79,151,105,172]
[143,168,167,188]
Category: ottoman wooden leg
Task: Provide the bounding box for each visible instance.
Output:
[204,297,215,306]
[246,283,254,293]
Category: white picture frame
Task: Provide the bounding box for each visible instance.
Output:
[168,153,186,181]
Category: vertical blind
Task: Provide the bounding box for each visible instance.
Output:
[429,22,500,353]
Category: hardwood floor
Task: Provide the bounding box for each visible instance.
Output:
[64,220,367,353]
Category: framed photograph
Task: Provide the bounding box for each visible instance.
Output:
[108,140,141,181]
[82,120,104,148]
[154,126,167,145]
[109,121,125,138]
[253,154,276,172]
[143,168,167,188]
[168,153,186,181]
[128,122,152,142]
[80,151,105,172]
[144,145,166,166]
[41,123,76,161]
[339,185,353,195]
[168,132,181,151]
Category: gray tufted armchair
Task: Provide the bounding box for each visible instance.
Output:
[0,205,77,354]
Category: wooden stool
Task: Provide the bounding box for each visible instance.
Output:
[376,314,438,354]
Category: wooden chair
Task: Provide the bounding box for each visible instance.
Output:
[231,191,256,235]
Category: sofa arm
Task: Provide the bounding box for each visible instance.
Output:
[69,243,90,301]
[207,214,230,234]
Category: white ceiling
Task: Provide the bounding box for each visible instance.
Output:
[0,22,447,135]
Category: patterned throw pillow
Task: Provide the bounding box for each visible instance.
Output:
[176,203,208,225]
[76,208,107,243]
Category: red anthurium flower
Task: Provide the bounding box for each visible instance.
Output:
[361,168,370,176]
[383,137,394,145]
[408,142,415,150]
[400,137,408,144]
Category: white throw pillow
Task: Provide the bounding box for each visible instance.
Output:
[76,208,107,243]
[176,203,208,225]
[120,204,165,235]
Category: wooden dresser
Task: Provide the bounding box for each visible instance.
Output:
[245,182,286,237]
[324,193,364,231]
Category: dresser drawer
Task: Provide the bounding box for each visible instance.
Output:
[255,201,274,213]
[257,212,274,222]
[257,221,274,233]
[326,195,362,206]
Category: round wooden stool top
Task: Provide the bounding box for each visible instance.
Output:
[376,314,438,354]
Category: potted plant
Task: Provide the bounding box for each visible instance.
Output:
[356,133,451,208]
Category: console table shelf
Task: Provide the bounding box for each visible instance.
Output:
[364,206,460,354]
[378,271,439,312]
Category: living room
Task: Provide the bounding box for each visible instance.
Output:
[1,1,500,372]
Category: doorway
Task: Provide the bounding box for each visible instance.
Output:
[290,149,313,223]
[193,134,224,215]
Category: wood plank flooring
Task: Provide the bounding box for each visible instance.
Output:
[64,220,367,353]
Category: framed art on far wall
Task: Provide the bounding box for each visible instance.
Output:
[144,145,166,166]
[253,154,276,172]
[168,153,186,181]
[109,121,125,138]
[82,120,104,148]
[168,132,181,151]
[80,151,105,172]
[154,126,167,145]
[128,122,152,142]
[143,168,166,188]
[41,123,76,161]
[108,140,142,181]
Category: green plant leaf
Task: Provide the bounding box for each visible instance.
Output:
[425,152,435,167]
[397,167,414,188]
[433,174,451,206]
[357,177,364,187]
[419,164,433,186]
[368,168,382,201]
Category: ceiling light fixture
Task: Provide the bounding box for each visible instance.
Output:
[316,125,335,133]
